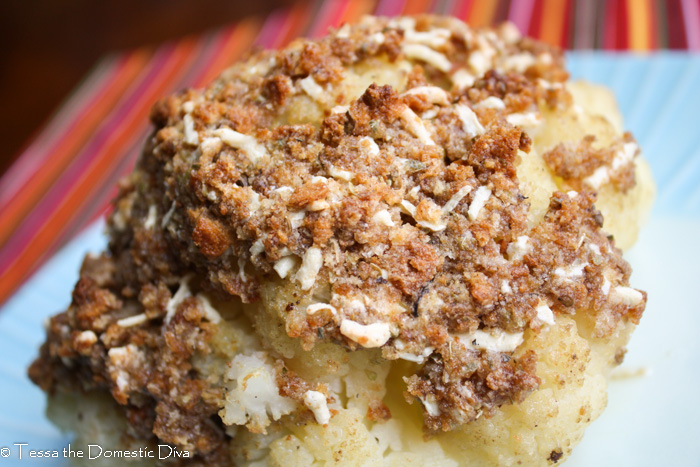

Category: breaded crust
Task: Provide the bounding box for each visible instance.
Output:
[30,14,654,466]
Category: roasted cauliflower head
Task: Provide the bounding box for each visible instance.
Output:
[30,14,654,467]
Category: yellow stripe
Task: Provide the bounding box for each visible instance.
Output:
[628,0,650,51]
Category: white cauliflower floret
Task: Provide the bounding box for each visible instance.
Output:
[369,419,404,455]
[220,352,297,433]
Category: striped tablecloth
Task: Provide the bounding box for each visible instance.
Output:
[0,0,696,305]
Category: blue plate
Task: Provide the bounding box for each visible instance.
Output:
[1,53,699,466]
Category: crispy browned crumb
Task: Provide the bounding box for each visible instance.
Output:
[543,132,638,193]
[29,255,228,463]
[29,14,647,462]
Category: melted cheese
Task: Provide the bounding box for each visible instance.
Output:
[183,114,199,146]
[535,303,555,325]
[165,277,192,324]
[305,303,337,315]
[116,313,148,328]
[458,328,524,353]
[299,75,326,102]
[372,209,395,227]
[274,256,298,279]
[507,236,531,261]
[451,69,476,89]
[468,186,491,220]
[405,28,451,48]
[399,106,435,145]
[419,396,441,416]
[611,286,644,306]
[455,104,485,139]
[75,330,97,346]
[213,127,268,165]
[475,96,506,110]
[397,346,435,364]
[359,136,380,156]
[500,280,513,294]
[295,247,323,290]
[340,319,392,348]
[196,293,223,324]
[584,142,638,189]
[554,261,588,279]
[144,205,157,230]
[328,165,354,181]
[506,112,542,128]
[442,184,473,213]
[403,86,450,106]
[402,44,452,72]
[303,390,331,425]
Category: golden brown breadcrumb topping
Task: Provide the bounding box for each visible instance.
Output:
[543,132,638,193]
[30,14,646,460]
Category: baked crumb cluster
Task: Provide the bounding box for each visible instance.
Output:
[543,132,639,193]
[30,15,647,463]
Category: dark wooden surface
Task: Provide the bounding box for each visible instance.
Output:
[0,0,299,176]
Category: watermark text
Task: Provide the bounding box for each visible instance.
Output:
[0,443,190,460]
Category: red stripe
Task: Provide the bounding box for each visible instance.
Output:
[0,54,151,256]
[602,0,616,49]
[279,2,313,47]
[0,54,144,246]
[375,0,406,16]
[649,0,659,49]
[20,48,175,224]
[308,0,344,38]
[177,30,231,88]
[452,0,472,19]
[255,7,291,48]
[560,0,573,49]
[197,19,262,86]
[0,40,200,304]
[0,57,124,210]
[0,47,171,275]
[201,24,260,83]
[77,22,259,239]
[325,0,353,31]
[52,131,146,252]
[3,0,695,307]
[616,0,629,50]
[508,0,534,37]
[61,120,149,226]
[528,0,544,39]
[494,0,510,24]
[0,13,280,305]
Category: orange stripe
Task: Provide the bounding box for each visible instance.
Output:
[468,0,498,27]
[647,0,658,49]
[0,51,149,249]
[628,0,651,50]
[342,0,375,23]
[0,40,199,304]
[403,0,433,15]
[196,18,263,87]
[540,0,567,46]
